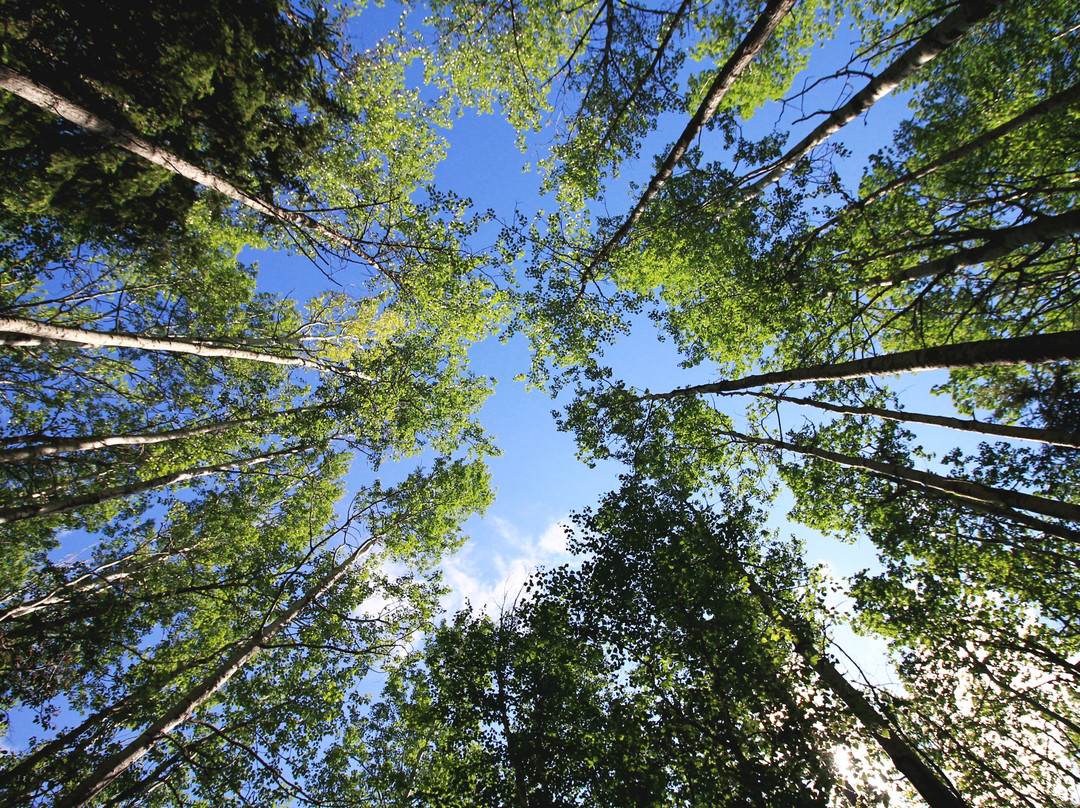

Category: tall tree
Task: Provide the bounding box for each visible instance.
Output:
[728,389,1080,449]
[728,0,1006,205]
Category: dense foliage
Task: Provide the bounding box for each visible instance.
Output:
[1,0,1077,805]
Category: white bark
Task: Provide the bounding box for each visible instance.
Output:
[0,541,199,622]
[0,445,314,525]
[0,316,372,380]
[0,404,323,464]
[0,65,387,274]
[733,0,1005,205]
[54,536,378,808]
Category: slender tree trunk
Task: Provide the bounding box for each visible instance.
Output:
[0,535,203,622]
[97,753,184,808]
[810,655,969,808]
[578,0,797,296]
[0,315,373,380]
[715,427,1080,536]
[0,647,225,805]
[53,535,378,808]
[0,697,137,800]
[494,659,531,808]
[636,330,1080,400]
[859,208,1080,289]
[0,66,387,275]
[0,552,172,622]
[796,80,1080,251]
[865,466,1080,546]
[736,390,1080,449]
[0,404,324,465]
[733,0,1005,205]
[747,572,969,808]
[0,444,315,525]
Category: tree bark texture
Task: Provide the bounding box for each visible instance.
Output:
[637,330,1080,400]
[734,0,1006,205]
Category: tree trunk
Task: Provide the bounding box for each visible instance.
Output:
[725,556,970,808]
[1,555,163,622]
[0,648,224,806]
[0,444,315,525]
[578,0,797,296]
[859,208,1080,289]
[715,427,1080,539]
[733,0,1005,205]
[0,538,201,622]
[96,753,184,808]
[0,66,387,275]
[0,315,373,380]
[863,466,1080,547]
[0,697,138,801]
[797,80,1080,251]
[737,390,1080,449]
[637,330,1080,400]
[53,535,378,808]
[0,404,324,465]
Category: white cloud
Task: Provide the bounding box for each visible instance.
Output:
[538,522,570,554]
[437,517,573,617]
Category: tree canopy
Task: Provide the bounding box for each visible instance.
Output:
[2,0,1078,805]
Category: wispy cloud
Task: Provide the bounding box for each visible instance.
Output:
[437,516,573,617]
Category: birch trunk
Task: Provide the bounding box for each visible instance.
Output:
[1,555,164,622]
[737,390,1080,449]
[637,330,1080,400]
[53,536,378,808]
[0,66,386,274]
[0,648,225,804]
[579,0,797,295]
[734,0,1005,205]
[799,80,1080,249]
[716,427,1080,537]
[860,208,1080,289]
[0,444,314,525]
[0,404,323,465]
[0,316,373,380]
[0,540,200,622]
